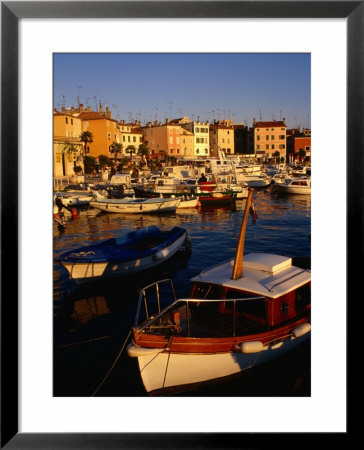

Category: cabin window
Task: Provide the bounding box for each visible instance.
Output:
[295,284,310,311]
[224,289,267,323]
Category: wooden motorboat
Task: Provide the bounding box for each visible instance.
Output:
[89,195,181,214]
[272,177,311,195]
[127,189,311,394]
[57,226,188,284]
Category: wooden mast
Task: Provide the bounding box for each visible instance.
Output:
[231,188,254,280]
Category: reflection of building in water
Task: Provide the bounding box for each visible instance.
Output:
[71,296,110,324]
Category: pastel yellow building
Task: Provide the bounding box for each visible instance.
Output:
[209,120,235,156]
[53,110,83,178]
[119,121,143,157]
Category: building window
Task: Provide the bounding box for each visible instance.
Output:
[71,118,73,125]
[271,135,275,140]
[279,135,285,139]
[169,137,173,144]
[266,144,269,150]
[257,135,260,140]
[266,135,269,140]
[65,117,68,124]
[133,136,136,142]
[128,136,130,142]
[123,136,125,142]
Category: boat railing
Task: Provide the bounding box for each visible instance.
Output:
[133,279,177,327]
[135,292,266,337]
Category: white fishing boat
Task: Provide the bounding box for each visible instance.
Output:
[127,189,311,394]
[272,177,311,195]
[89,195,181,214]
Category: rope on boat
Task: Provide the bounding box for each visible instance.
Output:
[91,330,132,397]
[162,337,173,390]
[139,337,172,373]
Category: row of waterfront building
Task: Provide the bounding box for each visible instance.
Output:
[53,103,311,178]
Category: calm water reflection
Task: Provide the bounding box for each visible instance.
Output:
[53,189,311,397]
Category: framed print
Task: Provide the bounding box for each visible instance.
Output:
[2,1,359,448]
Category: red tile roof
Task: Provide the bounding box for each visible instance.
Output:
[254,121,286,128]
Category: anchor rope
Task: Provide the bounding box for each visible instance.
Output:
[140,336,173,373]
[162,336,173,390]
[91,330,132,397]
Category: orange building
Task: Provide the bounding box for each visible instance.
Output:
[287,134,311,163]
[253,119,287,161]
[77,106,120,160]
[142,119,194,159]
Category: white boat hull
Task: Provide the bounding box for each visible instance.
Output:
[89,198,180,213]
[61,232,187,284]
[128,331,310,393]
[272,185,311,195]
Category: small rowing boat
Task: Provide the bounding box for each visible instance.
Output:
[57,226,188,284]
[89,195,181,214]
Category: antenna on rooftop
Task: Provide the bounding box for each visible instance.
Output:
[61,94,66,108]
[75,85,81,106]
[168,101,173,118]
[258,109,262,121]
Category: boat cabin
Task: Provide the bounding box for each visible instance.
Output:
[132,253,310,339]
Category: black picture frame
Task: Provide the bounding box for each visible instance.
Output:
[1,1,357,448]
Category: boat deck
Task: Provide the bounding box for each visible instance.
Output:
[143,302,267,339]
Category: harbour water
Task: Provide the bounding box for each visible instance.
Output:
[53,189,311,397]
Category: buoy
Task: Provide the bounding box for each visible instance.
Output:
[292,323,311,338]
[153,248,170,261]
[240,341,264,353]
[72,208,77,219]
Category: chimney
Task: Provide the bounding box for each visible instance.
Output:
[282,117,286,124]
[253,118,256,124]
[165,118,169,124]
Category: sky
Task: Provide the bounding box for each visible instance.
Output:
[53,53,310,129]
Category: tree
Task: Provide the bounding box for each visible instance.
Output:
[125,144,136,161]
[109,141,123,163]
[298,148,306,162]
[273,151,280,163]
[137,142,150,167]
[84,155,97,174]
[98,154,112,170]
[80,131,93,157]
[59,141,83,172]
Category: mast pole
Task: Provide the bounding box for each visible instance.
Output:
[231,188,254,280]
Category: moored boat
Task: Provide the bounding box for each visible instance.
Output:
[89,195,181,214]
[127,189,311,394]
[272,177,311,195]
[57,225,188,284]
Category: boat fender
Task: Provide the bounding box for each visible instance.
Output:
[240,341,264,353]
[72,209,77,219]
[154,248,170,261]
[292,323,311,338]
